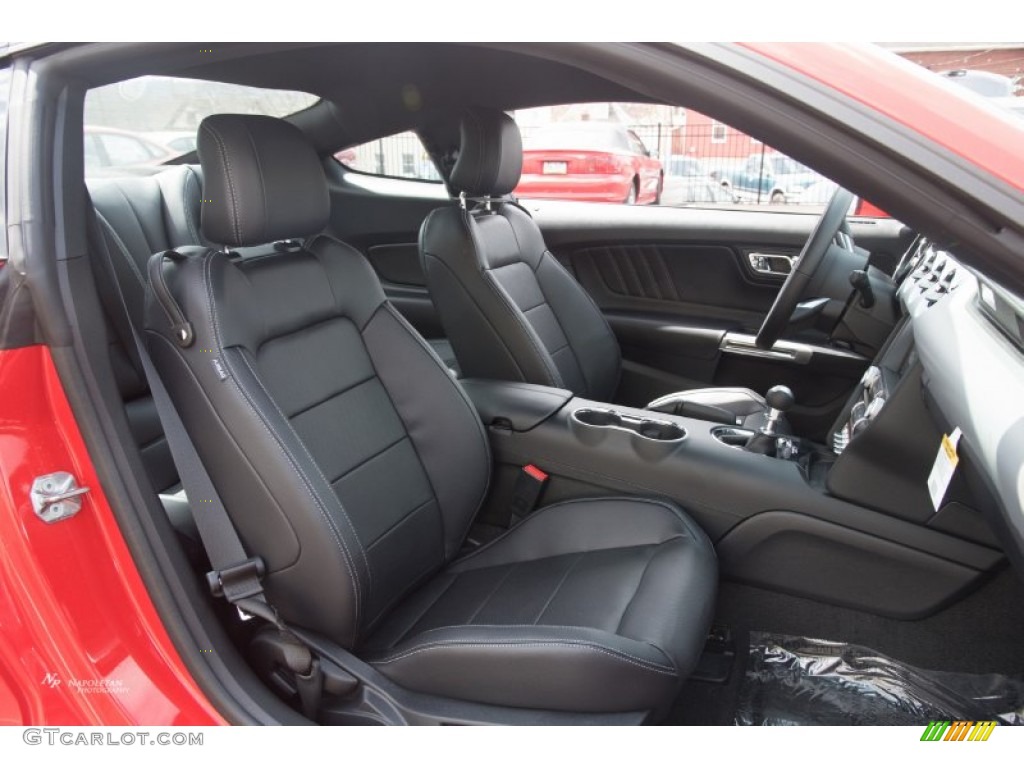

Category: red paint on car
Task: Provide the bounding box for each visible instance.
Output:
[0,346,224,725]
[741,43,1024,194]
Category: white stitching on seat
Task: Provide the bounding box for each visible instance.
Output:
[422,248,527,381]
[380,302,492,543]
[235,350,372,568]
[372,640,677,675]
[235,338,373,602]
[482,264,564,387]
[182,169,202,244]
[200,123,242,245]
[396,623,678,671]
[463,208,564,388]
[449,495,695,569]
[200,254,365,635]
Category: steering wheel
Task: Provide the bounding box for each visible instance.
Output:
[755,187,856,349]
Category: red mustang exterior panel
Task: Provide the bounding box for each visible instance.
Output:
[0,345,223,725]
[741,43,1024,194]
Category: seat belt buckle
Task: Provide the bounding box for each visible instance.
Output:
[506,464,548,526]
[206,556,266,602]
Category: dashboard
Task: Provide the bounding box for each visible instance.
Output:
[830,236,1024,571]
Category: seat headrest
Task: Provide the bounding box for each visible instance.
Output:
[197,114,329,247]
[449,106,523,198]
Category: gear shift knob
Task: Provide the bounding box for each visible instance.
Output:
[746,385,796,455]
[762,384,794,437]
[766,385,795,413]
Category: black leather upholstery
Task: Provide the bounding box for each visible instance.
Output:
[460,378,573,432]
[364,497,716,713]
[144,114,717,717]
[449,106,523,197]
[421,201,622,400]
[422,107,777,429]
[147,239,491,643]
[87,162,455,497]
[198,114,330,247]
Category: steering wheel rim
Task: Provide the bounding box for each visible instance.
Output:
[754,187,856,349]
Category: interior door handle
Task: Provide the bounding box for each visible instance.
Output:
[748,252,797,277]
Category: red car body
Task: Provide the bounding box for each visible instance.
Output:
[516,123,664,204]
[1,42,1022,727]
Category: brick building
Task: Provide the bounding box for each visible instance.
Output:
[889,43,1024,95]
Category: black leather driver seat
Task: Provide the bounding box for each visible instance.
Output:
[420,106,778,430]
[144,114,717,720]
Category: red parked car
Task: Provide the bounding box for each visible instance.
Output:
[1,43,1024,736]
[516,122,664,204]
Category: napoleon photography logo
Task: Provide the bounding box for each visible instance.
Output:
[920,720,997,742]
[40,673,127,695]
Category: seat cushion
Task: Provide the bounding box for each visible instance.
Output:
[362,497,717,714]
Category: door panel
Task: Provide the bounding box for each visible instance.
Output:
[366,242,426,287]
[530,201,906,437]
[567,243,787,328]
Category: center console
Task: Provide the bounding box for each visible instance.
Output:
[459,356,1002,619]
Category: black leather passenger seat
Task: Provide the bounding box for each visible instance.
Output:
[421,106,782,431]
[140,113,717,720]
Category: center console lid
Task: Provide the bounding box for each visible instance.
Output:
[461,378,573,432]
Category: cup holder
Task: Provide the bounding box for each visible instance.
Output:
[571,408,686,459]
[711,425,756,449]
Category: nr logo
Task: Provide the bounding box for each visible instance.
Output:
[40,673,61,689]
[920,720,997,742]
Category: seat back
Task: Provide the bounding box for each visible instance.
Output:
[420,107,621,401]
[145,114,490,646]
[88,164,206,493]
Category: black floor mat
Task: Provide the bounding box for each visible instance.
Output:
[668,569,1024,725]
[736,633,1024,725]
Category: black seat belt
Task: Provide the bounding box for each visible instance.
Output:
[86,207,276,625]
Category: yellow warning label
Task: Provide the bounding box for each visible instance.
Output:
[941,434,960,465]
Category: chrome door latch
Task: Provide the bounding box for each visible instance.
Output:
[748,252,798,277]
[30,472,90,524]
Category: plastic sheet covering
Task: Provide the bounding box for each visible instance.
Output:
[735,632,1024,725]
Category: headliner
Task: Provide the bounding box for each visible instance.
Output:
[45,42,651,149]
